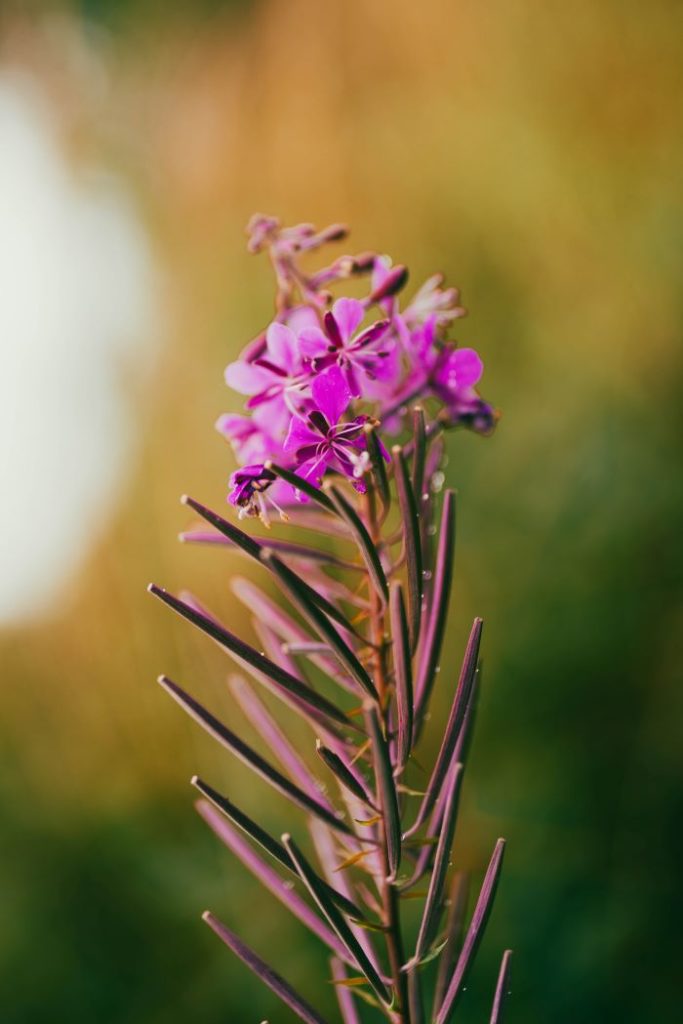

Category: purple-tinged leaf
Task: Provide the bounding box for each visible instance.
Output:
[232,577,355,695]
[274,504,354,539]
[203,911,332,1024]
[490,949,513,1024]
[158,675,354,837]
[316,740,374,808]
[330,958,362,1024]
[251,618,350,743]
[196,799,355,968]
[326,485,389,604]
[181,527,361,572]
[389,582,413,771]
[407,618,482,836]
[393,446,423,650]
[265,460,336,512]
[181,494,260,558]
[411,407,427,501]
[453,665,480,765]
[434,871,470,1010]
[412,763,464,961]
[414,489,456,731]
[398,766,451,892]
[148,585,361,734]
[262,553,379,702]
[229,675,331,810]
[364,424,390,513]
[179,495,360,638]
[191,776,364,921]
[434,838,506,1024]
[284,641,333,655]
[283,833,391,1006]
[367,706,401,880]
[309,820,383,971]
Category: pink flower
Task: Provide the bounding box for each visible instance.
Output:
[298,297,394,398]
[431,346,496,433]
[284,365,379,489]
[224,320,311,433]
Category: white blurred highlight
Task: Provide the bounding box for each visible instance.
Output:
[0,73,158,623]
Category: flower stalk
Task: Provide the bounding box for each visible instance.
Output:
[150,215,510,1022]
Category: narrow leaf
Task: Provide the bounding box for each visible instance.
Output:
[413,763,464,960]
[326,484,389,603]
[407,618,482,836]
[364,425,390,513]
[203,911,332,1024]
[367,706,401,880]
[180,495,360,637]
[309,820,383,972]
[434,838,506,1024]
[393,446,423,649]
[316,740,374,807]
[159,675,354,836]
[434,872,470,1010]
[490,949,513,1024]
[399,761,454,891]
[411,406,427,501]
[265,460,336,512]
[196,799,354,968]
[232,577,356,695]
[181,528,361,571]
[230,675,332,809]
[389,582,413,770]
[414,489,456,731]
[192,776,364,921]
[262,553,379,702]
[333,849,374,872]
[283,834,391,1006]
[148,585,361,733]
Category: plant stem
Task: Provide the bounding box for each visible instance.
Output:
[365,486,410,1023]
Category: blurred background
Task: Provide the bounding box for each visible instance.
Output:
[1,1,681,1021]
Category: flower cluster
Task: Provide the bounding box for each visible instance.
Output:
[217,215,496,519]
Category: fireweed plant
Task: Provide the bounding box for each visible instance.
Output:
[149,215,512,1023]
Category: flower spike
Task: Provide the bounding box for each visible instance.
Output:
[151,214,507,1023]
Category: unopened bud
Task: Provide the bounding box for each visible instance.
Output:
[369,264,409,303]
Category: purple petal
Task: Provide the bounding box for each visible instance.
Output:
[331,297,364,341]
[266,321,299,373]
[284,415,322,453]
[299,326,330,360]
[450,347,483,388]
[224,359,272,394]
[311,366,351,425]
